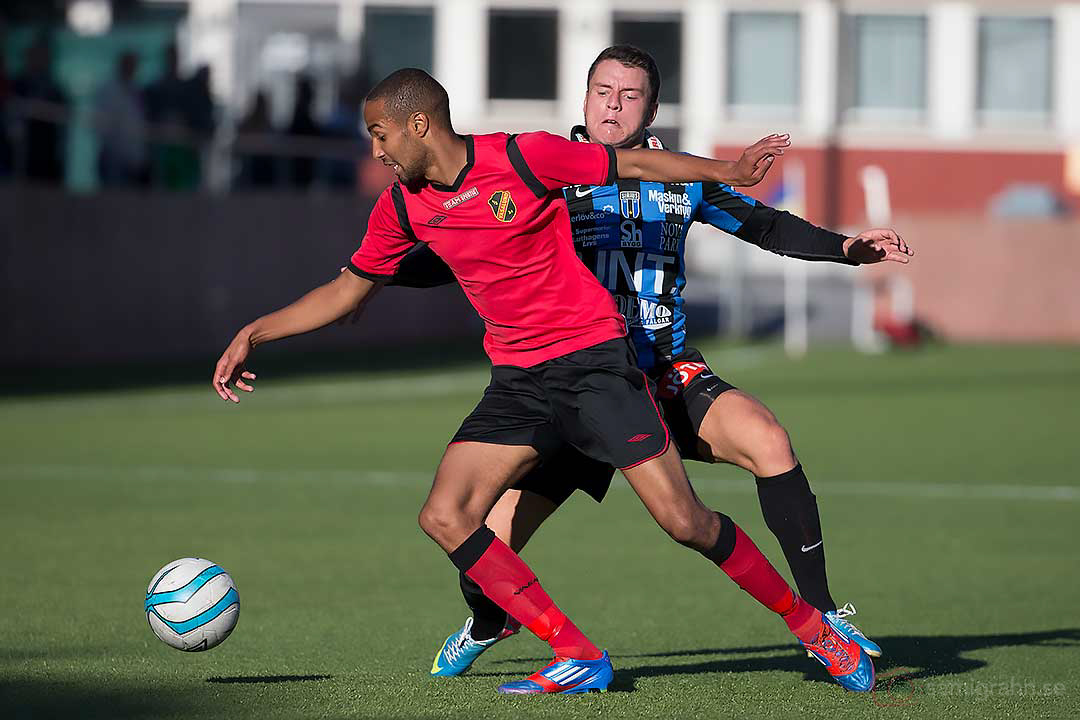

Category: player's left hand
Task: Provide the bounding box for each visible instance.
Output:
[732,133,790,187]
[843,228,914,264]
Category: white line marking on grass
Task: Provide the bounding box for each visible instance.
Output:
[3,464,1078,502]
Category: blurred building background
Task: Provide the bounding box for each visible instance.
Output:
[2,0,1078,369]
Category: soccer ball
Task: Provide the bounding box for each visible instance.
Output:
[145,557,240,652]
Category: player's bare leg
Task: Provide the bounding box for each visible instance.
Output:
[421,442,610,693]
[419,442,541,552]
[695,389,881,657]
[694,390,796,477]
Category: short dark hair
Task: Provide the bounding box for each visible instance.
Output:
[366,68,452,128]
[586,45,661,108]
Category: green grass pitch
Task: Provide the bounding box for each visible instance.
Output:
[2,343,1078,719]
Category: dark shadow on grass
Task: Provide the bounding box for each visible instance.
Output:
[0,681,200,720]
[0,675,334,718]
[206,674,331,684]
[479,628,1080,693]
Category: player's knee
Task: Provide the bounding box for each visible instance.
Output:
[659,508,715,552]
[418,503,459,547]
[745,417,796,477]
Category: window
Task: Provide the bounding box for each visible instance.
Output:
[363,6,435,82]
[728,12,800,116]
[978,16,1053,122]
[488,9,558,100]
[613,13,682,104]
[849,14,926,115]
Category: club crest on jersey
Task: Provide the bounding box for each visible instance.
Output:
[488,190,517,222]
[620,191,641,219]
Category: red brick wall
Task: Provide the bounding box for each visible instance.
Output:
[865,215,1080,343]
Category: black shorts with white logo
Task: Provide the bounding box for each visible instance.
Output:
[513,347,737,505]
[451,337,670,476]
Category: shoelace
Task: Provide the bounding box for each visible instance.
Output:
[818,626,855,672]
[443,619,480,665]
[829,603,865,638]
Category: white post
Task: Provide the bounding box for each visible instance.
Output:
[682,0,724,156]
[558,0,611,132]
[929,2,977,140]
[1056,3,1080,139]
[801,0,838,141]
[783,259,808,358]
[434,0,489,132]
[186,0,238,104]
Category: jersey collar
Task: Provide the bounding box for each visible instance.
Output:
[569,125,665,150]
[430,134,475,193]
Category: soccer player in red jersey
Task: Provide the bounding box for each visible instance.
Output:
[212,68,873,694]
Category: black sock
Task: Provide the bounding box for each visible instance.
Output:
[755,464,837,613]
[459,570,508,642]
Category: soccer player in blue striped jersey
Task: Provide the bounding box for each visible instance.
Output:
[396,46,912,686]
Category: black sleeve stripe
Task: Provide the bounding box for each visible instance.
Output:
[390,183,419,242]
[603,144,617,186]
[347,262,394,281]
[506,134,549,199]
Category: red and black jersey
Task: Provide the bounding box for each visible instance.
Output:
[349,132,625,367]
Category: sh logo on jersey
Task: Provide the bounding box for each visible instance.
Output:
[620,191,640,219]
[488,190,517,222]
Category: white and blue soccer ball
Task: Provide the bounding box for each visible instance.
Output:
[145,558,240,652]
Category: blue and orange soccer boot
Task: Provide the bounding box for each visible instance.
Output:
[826,603,882,658]
[805,603,882,659]
[802,612,876,692]
[497,651,613,694]
[431,616,520,677]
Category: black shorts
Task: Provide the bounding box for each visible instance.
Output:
[451,337,670,473]
[514,347,736,505]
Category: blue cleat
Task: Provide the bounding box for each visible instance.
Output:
[497,651,613,694]
[802,612,876,692]
[826,603,882,658]
[431,616,519,678]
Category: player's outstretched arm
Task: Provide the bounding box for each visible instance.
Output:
[212,271,377,402]
[615,134,789,187]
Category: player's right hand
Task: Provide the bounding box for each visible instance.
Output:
[212,332,257,403]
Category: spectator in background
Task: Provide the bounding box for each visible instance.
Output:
[95,51,148,187]
[322,73,367,190]
[287,74,319,189]
[182,65,216,187]
[12,36,67,185]
[144,43,189,188]
[235,90,276,188]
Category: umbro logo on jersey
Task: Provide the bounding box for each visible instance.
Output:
[442,186,478,210]
[574,186,598,198]
[627,433,652,443]
[427,215,448,226]
[488,190,517,223]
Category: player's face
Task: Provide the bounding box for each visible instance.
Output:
[583,60,657,148]
[365,99,427,184]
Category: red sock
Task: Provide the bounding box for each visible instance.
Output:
[719,523,823,643]
[465,536,602,660]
